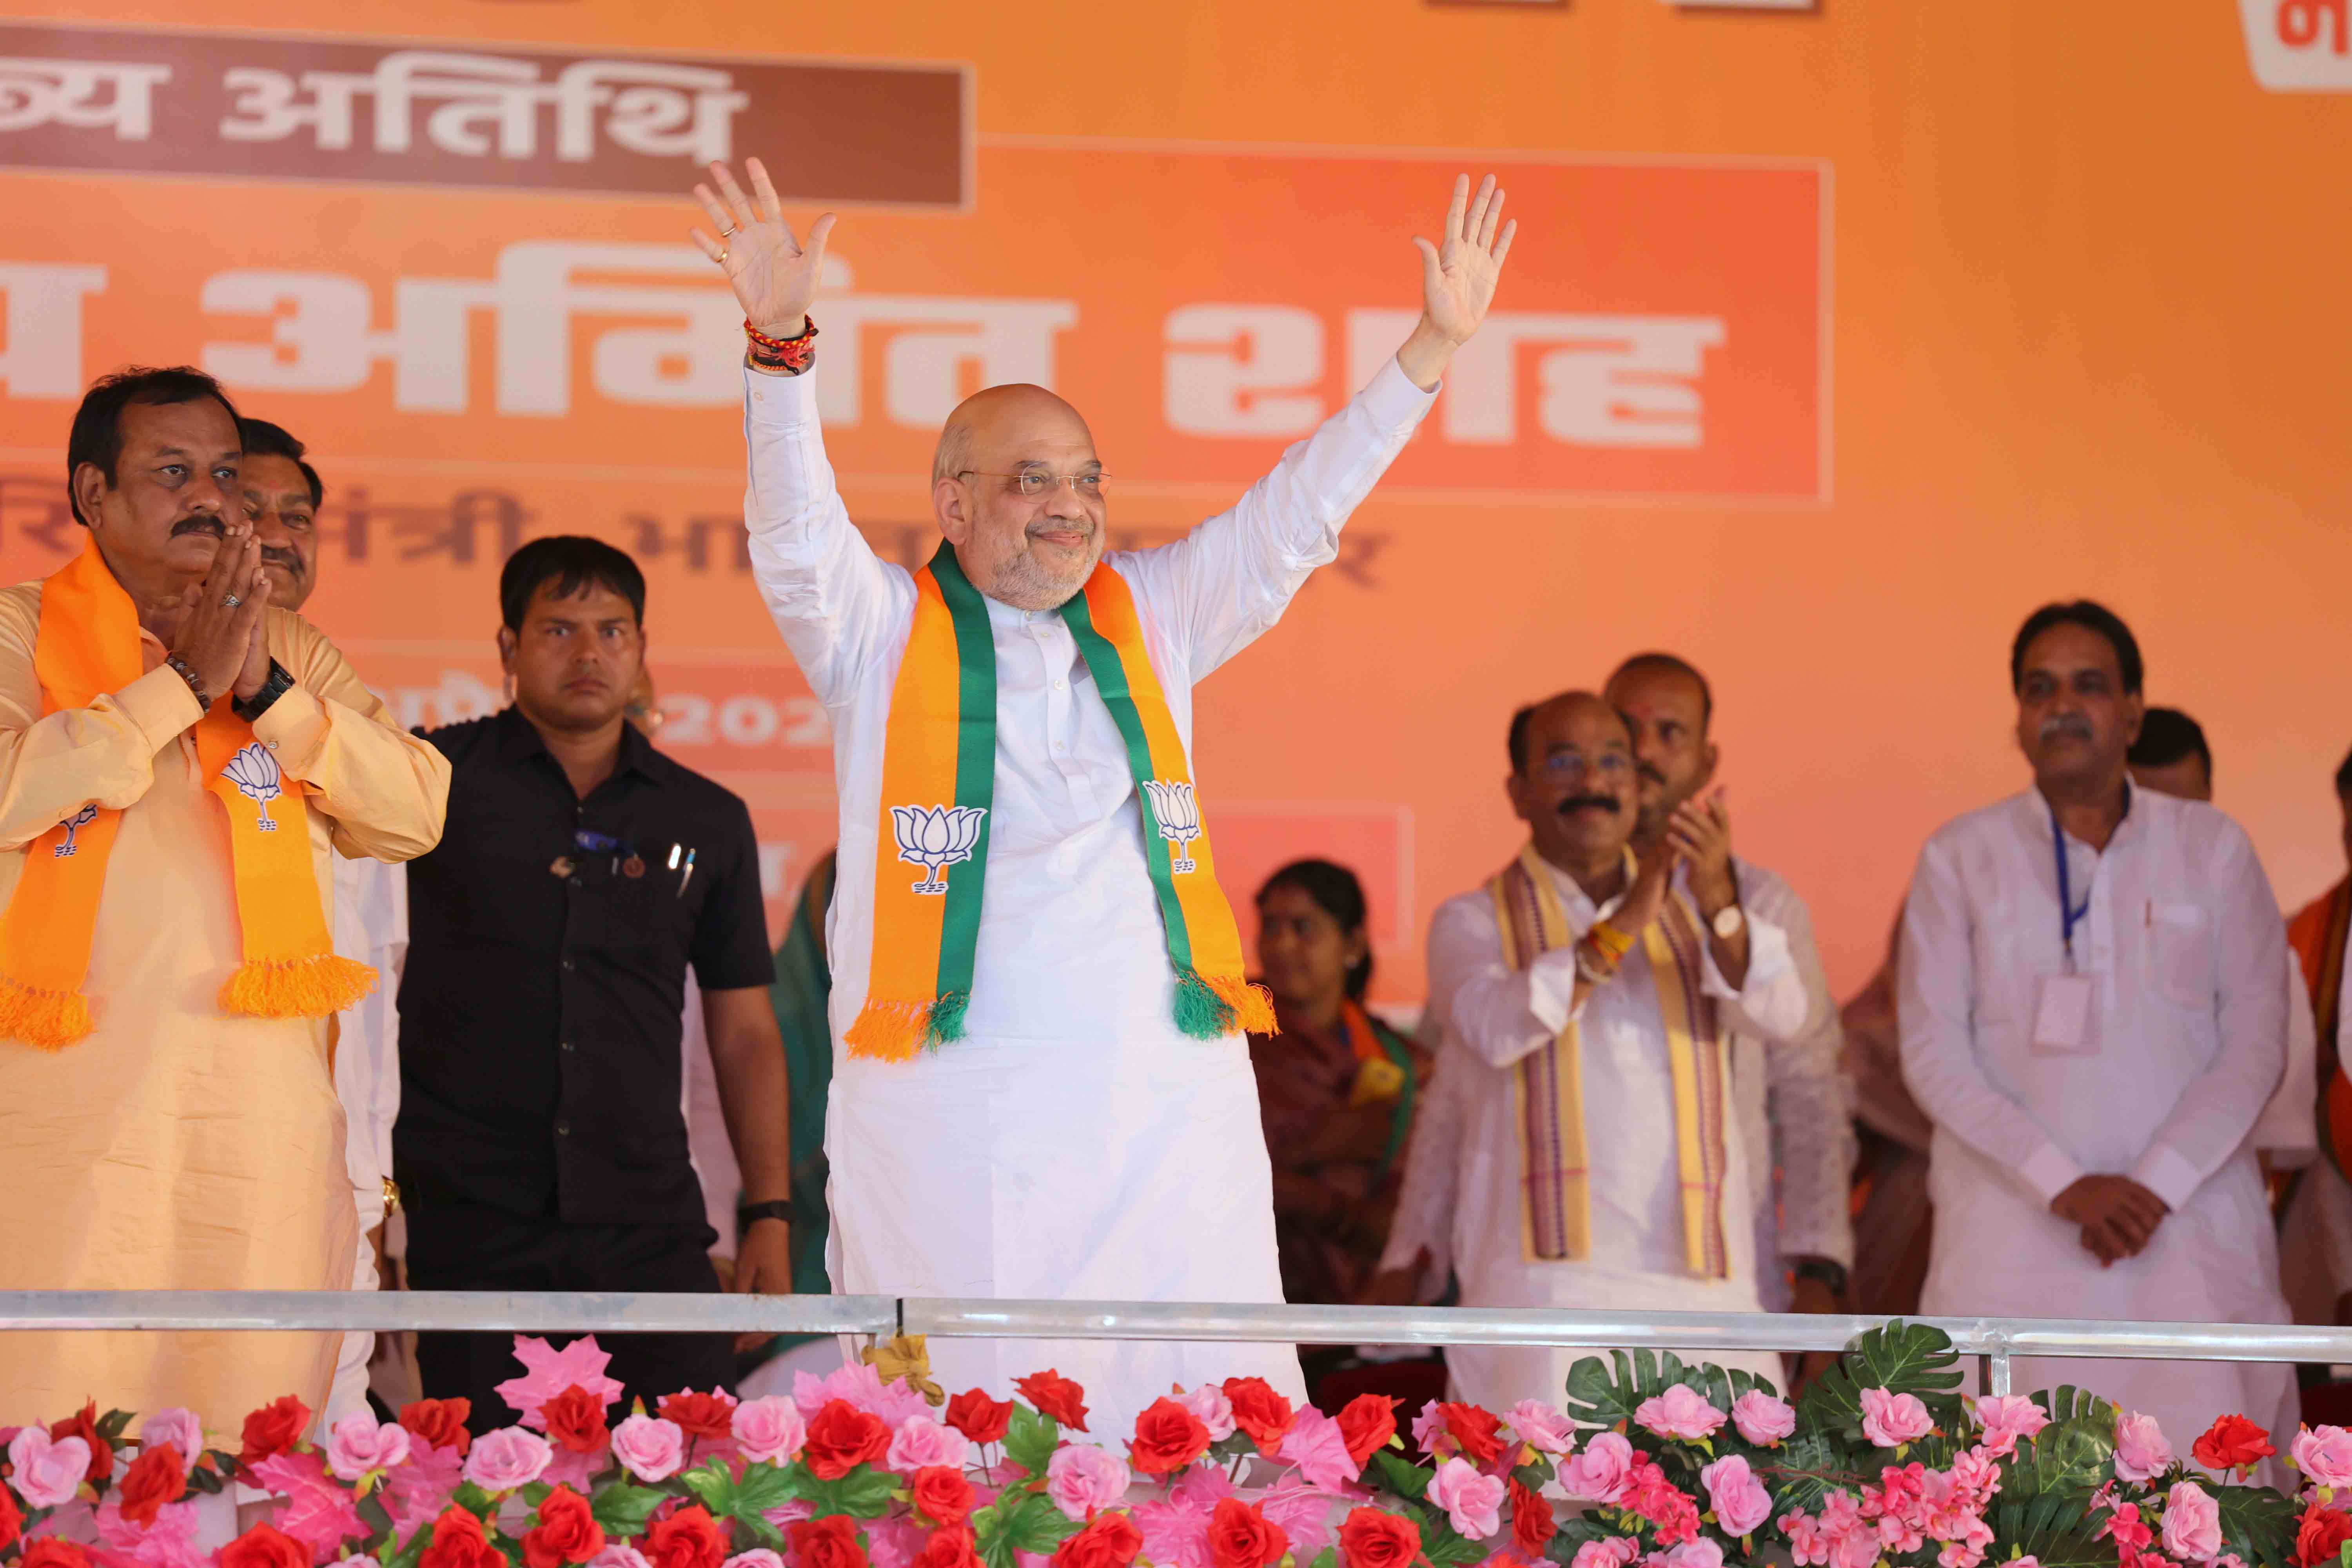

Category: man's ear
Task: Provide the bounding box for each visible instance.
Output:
[933,476,972,545]
[1505,771,1532,826]
[496,626,519,675]
[1696,739,1721,792]
[70,462,109,530]
[2122,695,2147,751]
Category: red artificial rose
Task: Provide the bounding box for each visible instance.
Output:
[1335,1396,1399,1470]
[541,1387,610,1455]
[400,1398,474,1457]
[1127,1397,1212,1478]
[944,1389,1014,1446]
[1338,1508,1421,1568]
[49,1402,114,1483]
[1508,1477,1555,1557]
[116,1442,189,1528]
[1207,1498,1289,1568]
[2297,1504,2352,1568]
[804,1400,891,1481]
[523,1486,606,1568]
[1431,1403,1501,1467]
[2193,1413,2278,1473]
[236,1396,311,1470]
[911,1466,976,1527]
[218,1523,310,1568]
[1220,1380,1296,1456]
[789,1515,871,1568]
[420,1509,506,1568]
[0,1482,22,1553]
[916,1526,984,1568]
[22,1540,93,1568]
[1051,1512,1145,1568]
[1016,1371,1090,1433]
[646,1506,730,1568]
[657,1390,739,1441]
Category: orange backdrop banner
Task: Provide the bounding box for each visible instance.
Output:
[2,2,2348,1002]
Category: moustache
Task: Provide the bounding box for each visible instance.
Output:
[1557,793,1621,816]
[259,545,305,578]
[169,514,225,539]
[2039,713,2095,742]
[1637,763,1668,788]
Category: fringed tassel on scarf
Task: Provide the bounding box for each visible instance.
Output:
[0,973,95,1050]
[1172,967,1278,1040]
[219,954,377,1020]
[846,991,970,1062]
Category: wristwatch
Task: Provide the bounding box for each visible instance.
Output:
[232,659,295,722]
[1711,902,1746,939]
[737,1200,794,1233]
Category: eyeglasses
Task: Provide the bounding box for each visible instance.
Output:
[1540,751,1632,779]
[958,469,1109,499]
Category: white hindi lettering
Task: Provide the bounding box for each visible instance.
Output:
[216,51,749,162]
[197,246,1079,421]
[0,263,107,399]
[1346,306,1726,448]
[1163,303,1327,437]
[0,58,171,141]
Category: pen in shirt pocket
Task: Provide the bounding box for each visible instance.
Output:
[668,843,697,897]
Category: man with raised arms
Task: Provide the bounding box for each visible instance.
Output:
[689,157,1514,1432]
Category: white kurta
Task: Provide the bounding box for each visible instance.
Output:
[325,855,407,1427]
[1381,855,1809,1408]
[742,358,1435,1437]
[1899,787,2295,1445]
[1725,860,1854,1310]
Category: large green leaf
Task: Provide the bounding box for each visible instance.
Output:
[590,1482,674,1540]
[2005,1418,2116,1500]
[973,1487,1080,1568]
[1796,1320,1965,1439]
[2033,1386,2116,1427]
[1002,1405,1061,1481]
[1561,1349,1706,1430]
[1372,1450,1434,1499]
[1989,1491,2111,1568]
[2213,1482,2298,1568]
[1753,1430,1846,1519]
[802,1468,899,1521]
[1401,1501,1482,1568]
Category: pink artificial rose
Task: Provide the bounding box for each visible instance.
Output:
[1045,1444,1132,1522]
[1571,1541,1641,1568]
[1859,1390,1934,1448]
[2114,1412,2177,1485]
[724,1553,786,1568]
[138,1410,207,1468]
[1561,1433,1637,1505]
[1633,1385,1726,1443]
[326,1412,414,1482]
[8,1426,92,1510]
[1971,1397,2050,1459]
[1183,1385,1237,1443]
[1661,1543,1724,1568]
[1427,1457,1505,1541]
[610,1416,687,1483]
[589,1549,654,1568]
[1730,1393,1796,1448]
[462,1426,553,1492]
[2295,1426,2352,1490]
[1506,1402,1575,1457]
[2162,1481,2222,1563]
[1699,1455,1773,1539]
[732,1398,807,1466]
[887,1416,970,1475]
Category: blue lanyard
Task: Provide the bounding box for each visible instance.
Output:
[2052,814,2091,973]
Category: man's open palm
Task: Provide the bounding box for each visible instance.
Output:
[690,158,837,340]
[1415,174,1517,344]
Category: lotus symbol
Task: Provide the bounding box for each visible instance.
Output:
[53,803,99,858]
[221,742,284,831]
[889,803,986,895]
[1141,779,1203,874]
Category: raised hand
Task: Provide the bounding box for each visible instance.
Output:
[1396,174,1518,389]
[688,158,837,341]
[1613,840,1677,937]
[168,524,271,704]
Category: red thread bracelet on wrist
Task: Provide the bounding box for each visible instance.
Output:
[745,316,818,374]
[744,317,817,350]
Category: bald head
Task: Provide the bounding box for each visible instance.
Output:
[1506,690,1639,866]
[931,382,1107,612]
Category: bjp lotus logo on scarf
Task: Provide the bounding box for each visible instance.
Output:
[222,742,285,831]
[1141,780,1203,874]
[890,804,986,895]
[53,803,98,858]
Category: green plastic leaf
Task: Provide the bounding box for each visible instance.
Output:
[974,1490,1079,1568]
[518,1483,554,1511]
[803,1468,899,1521]
[1002,1404,1061,1480]
[1754,1430,1844,1519]
[1562,1348,1709,1431]
[453,1482,499,1522]
[2005,1419,2116,1500]
[591,1483,673,1540]
[1372,1449,1434,1499]
[356,1491,396,1544]
[678,1458,735,1513]
[1987,1491,2110,1568]
[1795,1319,1964,1439]
[1311,1549,1338,1568]
[388,1519,435,1568]
[2212,1481,2297,1568]
[96,1409,135,1441]
[1406,1502,1482,1568]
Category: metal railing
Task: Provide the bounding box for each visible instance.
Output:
[4,1292,2346,1399]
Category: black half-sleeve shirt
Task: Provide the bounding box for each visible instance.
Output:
[394,705,775,1227]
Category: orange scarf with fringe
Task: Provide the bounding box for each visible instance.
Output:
[0,539,374,1049]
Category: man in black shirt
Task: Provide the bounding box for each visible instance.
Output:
[396,536,791,1430]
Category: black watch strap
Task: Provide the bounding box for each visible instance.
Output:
[232,658,296,723]
[737,1200,793,1231]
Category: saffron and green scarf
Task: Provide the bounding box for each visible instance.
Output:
[845,543,1272,1060]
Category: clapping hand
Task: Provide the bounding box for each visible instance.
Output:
[689,159,837,343]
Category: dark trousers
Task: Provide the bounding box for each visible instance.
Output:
[405,1206,735,1436]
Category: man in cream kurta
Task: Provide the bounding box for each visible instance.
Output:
[691,158,1515,1436]
[1901,602,2294,1447]
[1377,693,1808,1409]
[0,372,448,1431]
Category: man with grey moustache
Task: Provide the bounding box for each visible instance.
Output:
[1900,600,2295,1446]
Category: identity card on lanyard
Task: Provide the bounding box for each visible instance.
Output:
[2032,813,2097,1055]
